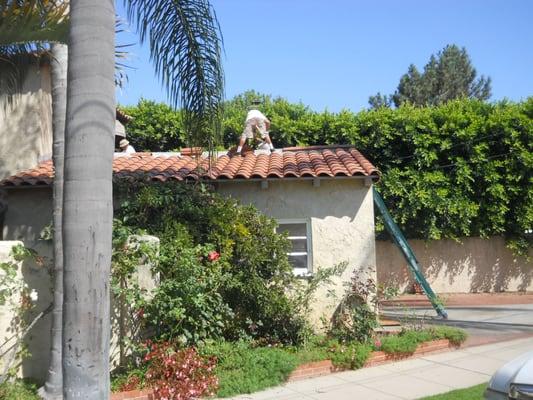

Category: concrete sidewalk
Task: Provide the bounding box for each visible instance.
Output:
[381,293,533,308]
[382,303,533,346]
[226,336,533,400]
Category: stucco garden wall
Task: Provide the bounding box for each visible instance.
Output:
[0,64,53,180]
[0,240,53,381]
[216,178,377,324]
[377,237,533,293]
[1,188,54,380]
[1,188,157,381]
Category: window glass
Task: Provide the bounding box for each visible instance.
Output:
[276,223,307,237]
[288,254,307,270]
[277,221,311,274]
[290,238,307,252]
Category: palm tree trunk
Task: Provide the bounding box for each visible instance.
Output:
[62,0,115,398]
[39,42,67,400]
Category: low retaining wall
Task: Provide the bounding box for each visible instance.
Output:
[287,360,334,381]
[377,236,533,293]
[363,339,455,367]
[287,339,456,382]
[110,389,154,400]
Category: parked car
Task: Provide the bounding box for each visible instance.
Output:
[484,350,533,399]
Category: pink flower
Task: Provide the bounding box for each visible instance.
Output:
[207,251,220,262]
[374,339,382,349]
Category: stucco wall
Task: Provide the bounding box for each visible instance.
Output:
[1,188,157,381]
[2,187,53,246]
[2,188,54,380]
[377,237,533,293]
[216,178,377,324]
[0,240,53,381]
[0,64,53,180]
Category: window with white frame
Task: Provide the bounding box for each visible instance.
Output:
[276,219,312,276]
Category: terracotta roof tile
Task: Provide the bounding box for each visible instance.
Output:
[0,146,379,187]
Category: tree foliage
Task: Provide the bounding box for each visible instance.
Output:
[0,0,68,104]
[122,95,533,254]
[365,99,532,255]
[122,99,186,151]
[369,44,492,108]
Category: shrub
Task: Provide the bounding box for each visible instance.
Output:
[330,272,378,343]
[285,335,373,370]
[380,331,424,354]
[429,326,468,346]
[121,99,186,152]
[199,341,298,398]
[124,95,533,254]
[115,182,306,344]
[111,367,147,393]
[379,327,467,355]
[328,342,373,369]
[144,341,218,400]
[0,380,39,400]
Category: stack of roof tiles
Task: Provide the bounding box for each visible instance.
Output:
[0,146,379,187]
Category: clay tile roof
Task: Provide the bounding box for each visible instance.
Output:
[0,146,379,187]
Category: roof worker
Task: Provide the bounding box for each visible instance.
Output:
[119,139,136,154]
[236,100,275,155]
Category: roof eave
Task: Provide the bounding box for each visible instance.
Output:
[0,173,380,190]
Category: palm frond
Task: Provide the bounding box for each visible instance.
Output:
[0,0,68,46]
[114,15,134,89]
[0,0,67,105]
[124,0,225,149]
[0,49,42,107]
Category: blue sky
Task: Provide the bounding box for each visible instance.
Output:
[115,0,533,112]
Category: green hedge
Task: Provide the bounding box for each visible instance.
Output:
[121,94,533,253]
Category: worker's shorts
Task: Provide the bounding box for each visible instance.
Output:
[241,117,268,140]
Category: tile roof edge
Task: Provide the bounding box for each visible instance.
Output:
[1,173,380,189]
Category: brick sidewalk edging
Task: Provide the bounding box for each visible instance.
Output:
[287,339,457,381]
[110,340,458,398]
[110,389,154,400]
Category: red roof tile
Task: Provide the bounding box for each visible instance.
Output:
[0,146,379,187]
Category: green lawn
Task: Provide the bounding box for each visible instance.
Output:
[419,383,487,399]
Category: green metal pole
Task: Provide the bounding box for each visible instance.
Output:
[373,187,448,319]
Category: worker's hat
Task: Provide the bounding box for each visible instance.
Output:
[119,139,130,148]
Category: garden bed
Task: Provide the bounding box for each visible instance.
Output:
[111,339,460,400]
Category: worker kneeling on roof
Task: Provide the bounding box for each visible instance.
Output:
[236,100,275,155]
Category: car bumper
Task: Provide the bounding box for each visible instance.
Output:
[484,388,509,400]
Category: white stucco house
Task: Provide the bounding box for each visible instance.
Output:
[0,146,380,379]
[1,146,380,281]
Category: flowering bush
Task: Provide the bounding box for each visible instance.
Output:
[115,182,306,345]
[207,251,220,262]
[144,341,218,400]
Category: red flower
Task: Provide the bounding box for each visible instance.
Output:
[207,251,220,262]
